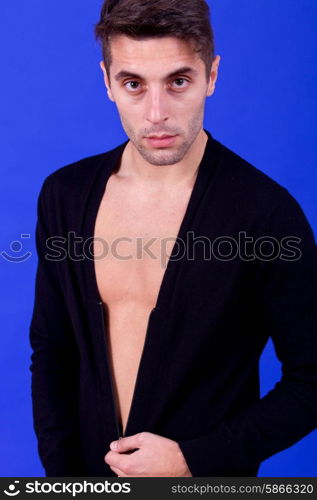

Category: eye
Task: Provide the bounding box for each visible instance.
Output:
[170,78,190,89]
[124,81,141,92]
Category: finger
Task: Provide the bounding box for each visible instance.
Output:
[104,450,130,470]
[110,465,128,477]
[110,434,142,453]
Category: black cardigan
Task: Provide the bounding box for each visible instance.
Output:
[29,130,317,477]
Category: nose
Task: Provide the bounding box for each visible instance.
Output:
[145,87,169,125]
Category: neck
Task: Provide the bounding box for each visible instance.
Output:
[118,129,208,189]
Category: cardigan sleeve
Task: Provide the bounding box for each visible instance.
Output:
[177,188,317,477]
[29,177,85,476]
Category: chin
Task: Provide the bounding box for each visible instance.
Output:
[139,149,186,166]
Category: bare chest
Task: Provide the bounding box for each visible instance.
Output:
[93,175,193,435]
[94,177,193,309]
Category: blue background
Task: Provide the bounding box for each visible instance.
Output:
[1,0,316,476]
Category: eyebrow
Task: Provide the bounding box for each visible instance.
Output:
[114,66,198,81]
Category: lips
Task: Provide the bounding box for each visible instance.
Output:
[148,135,173,139]
[145,135,177,148]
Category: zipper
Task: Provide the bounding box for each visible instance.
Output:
[98,301,155,440]
[98,300,122,440]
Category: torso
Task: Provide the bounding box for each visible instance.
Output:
[94,172,195,435]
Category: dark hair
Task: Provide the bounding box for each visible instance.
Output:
[95,0,215,81]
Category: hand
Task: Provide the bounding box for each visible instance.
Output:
[104,431,192,477]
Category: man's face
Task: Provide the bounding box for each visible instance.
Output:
[100,35,220,166]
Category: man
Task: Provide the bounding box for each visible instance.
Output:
[29,0,317,477]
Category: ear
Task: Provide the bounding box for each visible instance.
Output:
[99,60,115,102]
[207,55,221,97]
